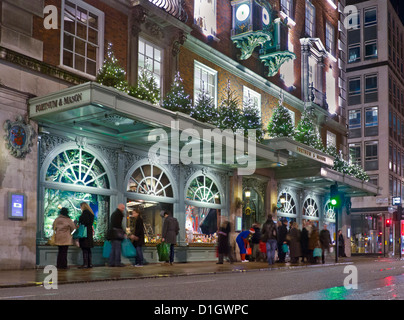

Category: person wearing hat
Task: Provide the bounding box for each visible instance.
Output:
[235,228,255,262]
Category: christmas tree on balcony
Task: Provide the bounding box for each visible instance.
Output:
[267,92,294,138]
[162,72,192,114]
[190,82,218,125]
[242,94,264,142]
[128,59,160,105]
[96,42,129,93]
[294,106,324,151]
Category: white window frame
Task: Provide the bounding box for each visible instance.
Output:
[281,0,293,19]
[138,37,163,91]
[305,1,316,37]
[194,0,217,37]
[326,131,337,148]
[243,86,261,118]
[60,0,105,78]
[325,21,335,56]
[194,61,218,107]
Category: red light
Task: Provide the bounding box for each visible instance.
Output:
[386,219,392,227]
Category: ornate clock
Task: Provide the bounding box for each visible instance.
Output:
[3,115,36,159]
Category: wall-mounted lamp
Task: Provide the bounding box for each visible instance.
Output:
[244,188,251,199]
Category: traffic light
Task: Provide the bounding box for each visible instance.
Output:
[330,183,341,209]
[386,218,392,228]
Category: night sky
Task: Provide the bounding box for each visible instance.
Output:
[390,0,404,23]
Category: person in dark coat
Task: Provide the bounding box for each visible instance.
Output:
[107,203,126,267]
[162,211,179,265]
[251,222,262,262]
[300,220,309,263]
[277,218,288,263]
[287,222,302,264]
[261,213,277,265]
[319,224,332,264]
[128,209,145,266]
[216,220,233,264]
[78,202,95,268]
[338,230,346,257]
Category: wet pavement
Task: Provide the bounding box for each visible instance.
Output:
[0,256,366,289]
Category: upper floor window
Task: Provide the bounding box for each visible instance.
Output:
[194,0,217,37]
[348,77,361,106]
[61,0,104,77]
[325,21,335,56]
[138,38,163,89]
[194,61,217,106]
[326,131,337,148]
[364,8,377,27]
[243,86,261,118]
[305,1,316,37]
[281,0,294,19]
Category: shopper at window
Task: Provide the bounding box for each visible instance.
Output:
[53,207,76,270]
[277,218,288,263]
[78,202,95,268]
[216,219,233,264]
[107,203,126,267]
[162,211,179,265]
[129,209,145,267]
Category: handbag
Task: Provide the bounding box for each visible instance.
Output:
[313,248,322,257]
[73,224,87,239]
[246,246,252,255]
[157,242,170,262]
[121,238,137,258]
[282,243,289,253]
[103,240,111,258]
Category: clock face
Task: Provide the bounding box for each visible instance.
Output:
[262,8,270,25]
[236,4,250,22]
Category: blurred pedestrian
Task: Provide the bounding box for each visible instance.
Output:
[128,209,145,267]
[277,218,288,263]
[216,220,233,264]
[300,220,309,263]
[251,221,262,262]
[162,211,179,265]
[308,224,320,264]
[338,230,346,257]
[78,202,95,268]
[319,224,332,264]
[107,203,126,267]
[53,207,76,270]
[287,222,301,264]
[236,228,255,262]
[261,214,277,265]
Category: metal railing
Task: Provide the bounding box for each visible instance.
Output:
[148,0,188,22]
[309,82,328,111]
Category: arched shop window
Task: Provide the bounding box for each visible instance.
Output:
[324,201,336,221]
[125,163,175,244]
[185,175,223,244]
[303,197,319,219]
[277,192,297,217]
[42,148,112,242]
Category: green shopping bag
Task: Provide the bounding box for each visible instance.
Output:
[121,239,137,258]
[157,242,170,262]
[102,240,111,258]
[73,224,87,239]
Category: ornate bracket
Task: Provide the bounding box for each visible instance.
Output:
[259,50,296,77]
[3,115,36,159]
[232,31,272,61]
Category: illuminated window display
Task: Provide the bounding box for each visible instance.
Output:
[43,148,110,242]
[126,164,174,243]
[185,175,221,244]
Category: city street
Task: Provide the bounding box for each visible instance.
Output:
[1,257,404,301]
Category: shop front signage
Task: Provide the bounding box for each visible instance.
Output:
[295,145,333,166]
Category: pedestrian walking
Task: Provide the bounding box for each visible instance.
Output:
[308,224,320,264]
[261,214,277,265]
[236,228,255,262]
[338,230,346,257]
[107,203,126,267]
[251,222,262,262]
[277,218,288,263]
[216,220,234,264]
[78,202,95,268]
[128,209,145,267]
[300,220,309,263]
[162,211,179,265]
[287,222,301,264]
[52,207,76,270]
[319,224,332,264]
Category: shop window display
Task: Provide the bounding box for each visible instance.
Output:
[185,175,221,244]
[43,148,110,242]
